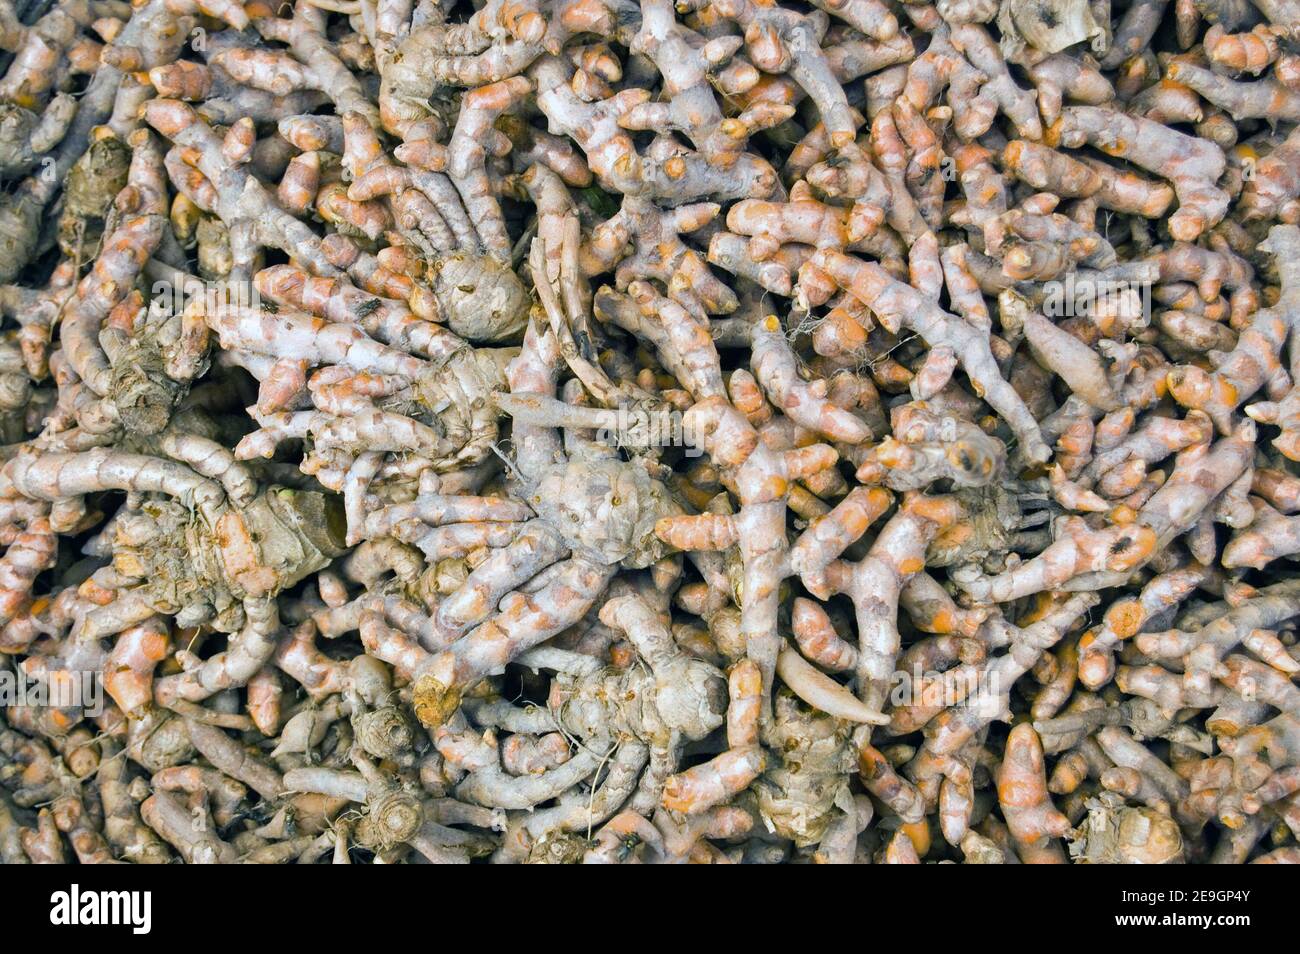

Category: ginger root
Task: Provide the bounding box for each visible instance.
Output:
[1,0,1300,868]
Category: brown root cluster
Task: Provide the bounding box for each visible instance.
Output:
[2,0,1300,865]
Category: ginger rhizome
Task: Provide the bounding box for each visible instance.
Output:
[4,0,1300,866]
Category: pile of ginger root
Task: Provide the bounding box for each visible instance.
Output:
[4,0,1300,866]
